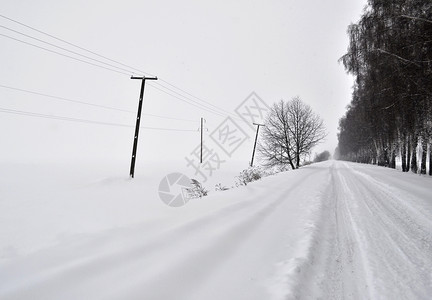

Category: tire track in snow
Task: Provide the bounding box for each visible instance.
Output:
[112,168,327,300]
[341,163,432,299]
[0,169,325,300]
[290,161,372,300]
[3,161,430,299]
[299,161,432,299]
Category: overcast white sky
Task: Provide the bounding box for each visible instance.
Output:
[1,0,366,174]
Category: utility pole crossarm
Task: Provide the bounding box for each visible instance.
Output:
[131,76,158,80]
[129,75,158,178]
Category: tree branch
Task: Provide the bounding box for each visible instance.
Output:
[400,15,432,25]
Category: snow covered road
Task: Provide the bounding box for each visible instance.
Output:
[301,162,432,299]
[1,161,431,299]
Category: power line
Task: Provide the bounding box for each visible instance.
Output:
[153,82,230,116]
[0,84,133,113]
[0,84,197,122]
[148,83,228,118]
[141,113,196,123]
[0,106,197,131]
[0,33,130,76]
[0,24,137,76]
[0,14,246,122]
[159,78,238,117]
[0,13,153,77]
[140,126,197,132]
[1,30,238,119]
[150,82,248,123]
[0,107,131,127]
[159,80,249,124]
[0,29,233,118]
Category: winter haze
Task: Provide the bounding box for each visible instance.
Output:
[1,0,365,167]
[2,1,432,299]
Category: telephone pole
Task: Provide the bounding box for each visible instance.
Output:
[129,75,157,178]
[250,122,265,167]
[200,117,204,163]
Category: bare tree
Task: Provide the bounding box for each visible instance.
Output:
[259,97,327,169]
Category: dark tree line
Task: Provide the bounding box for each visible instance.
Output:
[338,0,432,175]
[314,150,331,163]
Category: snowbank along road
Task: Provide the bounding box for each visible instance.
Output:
[0,160,431,299]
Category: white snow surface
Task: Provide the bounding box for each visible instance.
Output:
[1,160,431,299]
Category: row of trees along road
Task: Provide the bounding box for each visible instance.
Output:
[259,97,327,169]
[338,0,432,175]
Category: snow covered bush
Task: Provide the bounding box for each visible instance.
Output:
[261,166,282,177]
[187,179,209,198]
[236,166,264,186]
[271,164,290,173]
[215,183,229,191]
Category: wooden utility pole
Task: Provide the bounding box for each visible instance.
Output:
[129,75,157,178]
[250,122,265,167]
[200,117,204,163]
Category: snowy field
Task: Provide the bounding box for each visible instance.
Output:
[1,160,431,299]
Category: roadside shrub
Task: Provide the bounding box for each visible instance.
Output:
[215,183,229,192]
[187,179,208,198]
[236,166,264,186]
